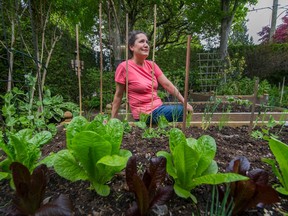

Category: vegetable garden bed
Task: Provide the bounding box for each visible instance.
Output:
[1,123,287,216]
[117,101,288,128]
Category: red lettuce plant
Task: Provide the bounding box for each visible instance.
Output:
[125,156,174,216]
[7,162,73,215]
[219,156,280,215]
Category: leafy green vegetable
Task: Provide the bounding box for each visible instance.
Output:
[0,129,52,182]
[262,137,288,195]
[219,156,280,215]
[125,156,173,216]
[6,162,73,215]
[0,86,79,135]
[157,128,248,203]
[44,116,132,196]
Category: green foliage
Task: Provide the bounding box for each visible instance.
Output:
[43,115,132,196]
[262,137,288,196]
[205,185,233,216]
[0,129,52,182]
[229,44,288,85]
[202,98,222,130]
[216,77,254,95]
[251,114,287,140]
[0,86,79,135]
[80,69,115,110]
[223,53,246,81]
[134,114,169,139]
[267,85,288,108]
[229,20,253,46]
[155,46,202,93]
[156,128,248,203]
[216,76,287,108]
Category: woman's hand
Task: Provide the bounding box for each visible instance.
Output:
[186,103,193,112]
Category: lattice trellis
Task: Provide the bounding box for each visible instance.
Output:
[198,53,224,92]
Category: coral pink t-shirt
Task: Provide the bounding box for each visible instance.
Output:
[115,60,163,119]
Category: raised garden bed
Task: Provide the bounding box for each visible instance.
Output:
[1,124,287,215]
[116,101,288,127]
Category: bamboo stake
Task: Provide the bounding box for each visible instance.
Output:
[99,2,103,113]
[280,76,285,105]
[125,13,129,120]
[248,78,259,134]
[107,1,113,104]
[150,4,157,128]
[182,35,191,132]
[76,24,82,116]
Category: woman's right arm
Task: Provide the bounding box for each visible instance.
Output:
[111,82,125,118]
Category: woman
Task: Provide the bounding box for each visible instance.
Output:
[111,30,193,124]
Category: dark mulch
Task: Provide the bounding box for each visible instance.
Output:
[1,124,288,215]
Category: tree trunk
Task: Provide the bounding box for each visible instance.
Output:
[269,0,278,42]
[219,0,238,61]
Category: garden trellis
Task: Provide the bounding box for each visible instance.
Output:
[197,52,224,92]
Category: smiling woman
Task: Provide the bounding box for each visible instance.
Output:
[111,30,193,125]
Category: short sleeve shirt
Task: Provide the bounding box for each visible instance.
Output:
[115,60,163,119]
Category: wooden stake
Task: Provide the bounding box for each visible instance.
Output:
[249,78,259,134]
[125,13,129,120]
[76,24,82,116]
[280,76,285,105]
[99,2,103,113]
[150,4,157,128]
[182,35,191,132]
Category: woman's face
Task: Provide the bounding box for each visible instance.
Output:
[130,33,150,58]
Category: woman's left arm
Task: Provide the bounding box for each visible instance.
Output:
[158,74,193,112]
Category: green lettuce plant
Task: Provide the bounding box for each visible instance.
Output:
[43,116,132,196]
[0,129,52,182]
[156,128,248,203]
[262,137,288,195]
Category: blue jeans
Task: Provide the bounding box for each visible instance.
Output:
[147,104,184,124]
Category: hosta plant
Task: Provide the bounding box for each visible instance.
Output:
[156,128,248,203]
[219,156,280,215]
[43,116,132,196]
[125,156,173,216]
[4,162,73,215]
[262,137,288,195]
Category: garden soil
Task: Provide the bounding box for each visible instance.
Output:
[1,123,288,216]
